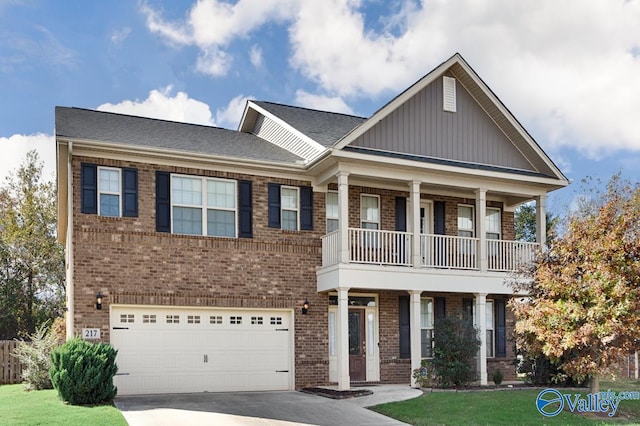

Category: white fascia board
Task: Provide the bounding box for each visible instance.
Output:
[246,101,327,155]
[317,264,519,295]
[333,55,460,150]
[236,99,254,132]
[331,149,568,191]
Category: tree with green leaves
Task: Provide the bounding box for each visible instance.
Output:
[511,175,640,394]
[514,203,559,244]
[0,151,65,339]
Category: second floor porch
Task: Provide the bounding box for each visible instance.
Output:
[322,228,539,272]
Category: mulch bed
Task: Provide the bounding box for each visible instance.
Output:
[300,387,374,399]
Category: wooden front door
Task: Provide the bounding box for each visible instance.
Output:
[348,308,366,382]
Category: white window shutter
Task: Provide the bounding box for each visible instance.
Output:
[443,76,456,112]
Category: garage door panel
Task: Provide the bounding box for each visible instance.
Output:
[111,306,292,395]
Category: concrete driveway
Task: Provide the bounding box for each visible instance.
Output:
[115,385,420,426]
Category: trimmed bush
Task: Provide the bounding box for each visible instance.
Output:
[432,313,480,388]
[49,338,118,405]
[13,323,59,390]
[493,368,503,385]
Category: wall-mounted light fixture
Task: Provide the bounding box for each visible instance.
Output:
[96,292,103,310]
[302,299,309,315]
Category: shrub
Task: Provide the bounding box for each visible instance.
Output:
[412,359,433,388]
[431,313,480,388]
[12,323,59,390]
[49,338,118,405]
[492,368,503,385]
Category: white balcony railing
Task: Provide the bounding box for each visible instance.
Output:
[420,234,479,270]
[349,228,412,266]
[487,239,538,271]
[320,228,538,272]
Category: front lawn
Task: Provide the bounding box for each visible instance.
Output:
[372,380,640,425]
[0,384,127,426]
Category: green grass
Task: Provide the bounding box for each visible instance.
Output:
[372,379,640,426]
[0,384,128,426]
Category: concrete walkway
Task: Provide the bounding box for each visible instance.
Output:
[115,385,421,426]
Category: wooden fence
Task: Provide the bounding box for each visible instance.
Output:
[0,340,23,385]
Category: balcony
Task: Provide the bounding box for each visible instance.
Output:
[321,228,538,273]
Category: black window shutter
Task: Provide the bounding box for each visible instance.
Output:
[155,171,171,233]
[399,296,410,359]
[395,196,407,232]
[463,298,474,325]
[122,167,138,217]
[300,186,313,230]
[435,297,446,320]
[81,163,98,214]
[268,183,281,228]
[495,299,507,357]
[238,180,253,238]
[434,201,446,235]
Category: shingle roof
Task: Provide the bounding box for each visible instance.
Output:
[55,107,304,164]
[252,101,366,147]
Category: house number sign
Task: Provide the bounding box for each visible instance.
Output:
[82,328,101,340]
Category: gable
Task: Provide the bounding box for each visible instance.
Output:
[349,73,536,173]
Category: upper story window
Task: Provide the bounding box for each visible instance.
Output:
[81,163,138,218]
[156,171,252,238]
[486,207,501,240]
[457,205,474,238]
[98,167,121,217]
[171,175,237,237]
[326,191,338,233]
[281,186,299,231]
[267,183,313,231]
[360,194,380,230]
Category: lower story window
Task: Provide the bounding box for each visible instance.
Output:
[420,298,434,358]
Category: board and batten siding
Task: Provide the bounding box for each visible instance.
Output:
[350,75,537,173]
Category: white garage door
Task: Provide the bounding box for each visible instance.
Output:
[110,306,293,395]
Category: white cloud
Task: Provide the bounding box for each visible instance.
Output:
[140,0,640,156]
[0,133,56,184]
[295,90,354,115]
[249,45,263,68]
[215,95,253,129]
[110,27,131,45]
[96,86,215,126]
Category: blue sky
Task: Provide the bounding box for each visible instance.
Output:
[2,0,640,215]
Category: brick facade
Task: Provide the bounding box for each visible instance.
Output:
[71,155,519,389]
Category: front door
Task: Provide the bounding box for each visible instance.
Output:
[348,308,366,382]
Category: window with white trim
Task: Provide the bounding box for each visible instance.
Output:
[326,191,339,233]
[281,186,299,231]
[171,175,237,237]
[457,205,474,237]
[486,208,501,240]
[361,195,380,230]
[98,167,121,217]
[420,298,434,358]
[486,300,495,358]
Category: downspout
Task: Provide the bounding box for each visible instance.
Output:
[65,142,74,340]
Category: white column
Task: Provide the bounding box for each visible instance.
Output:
[475,293,488,385]
[66,142,74,340]
[338,172,350,263]
[535,194,547,247]
[410,181,421,267]
[635,351,639,380]
[475,189,487,272]
[409,290,422,387]
[336,287,351,390]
